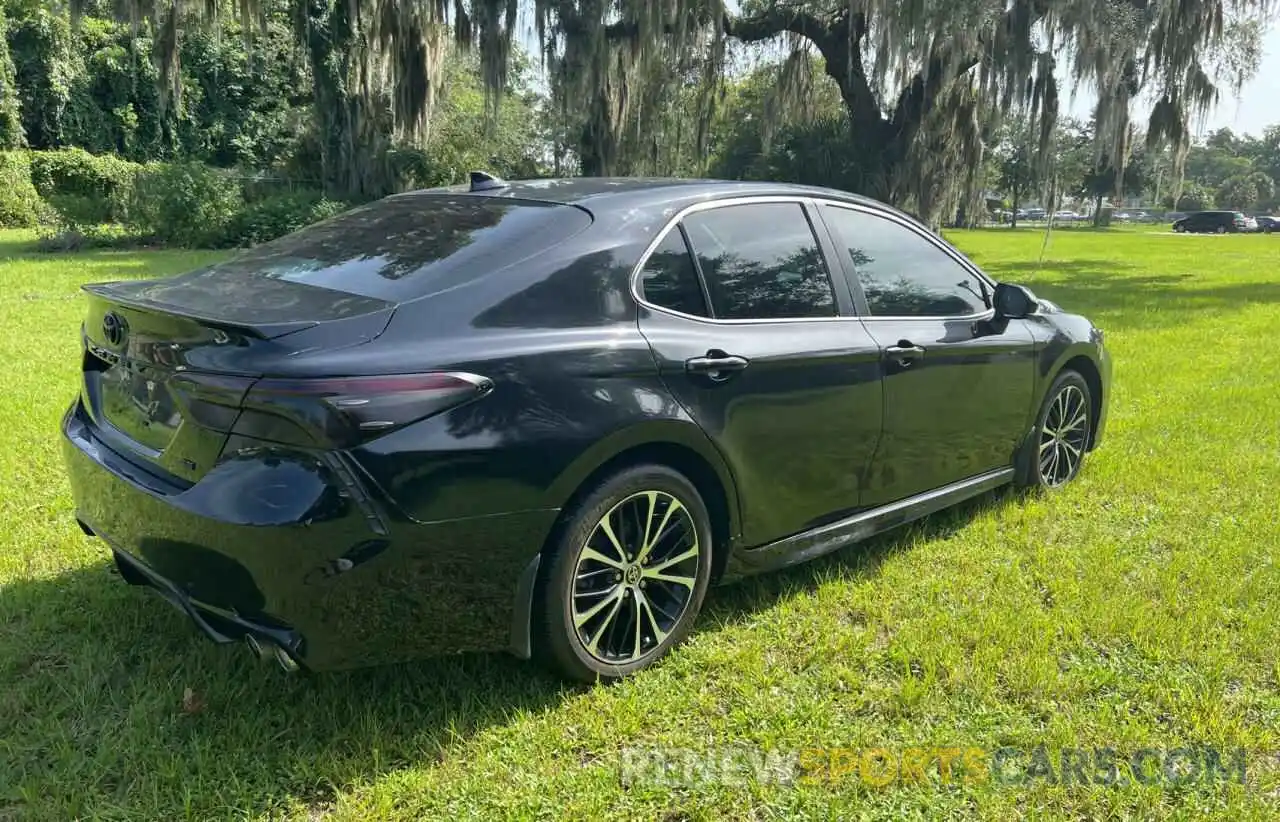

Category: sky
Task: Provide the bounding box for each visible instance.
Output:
[1198,23,1280,136]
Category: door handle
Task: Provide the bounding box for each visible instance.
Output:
[885,341,925,367]
[685,350,750,382]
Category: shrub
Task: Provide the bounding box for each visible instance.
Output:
[223,191,348,246]
[28,147,141,224]
[0,151,51,227]
[125,162,243,247]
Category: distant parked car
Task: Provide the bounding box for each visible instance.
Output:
[1172,211,1249,234]
[1257,215,1279,234]
[1052,210,1080,222]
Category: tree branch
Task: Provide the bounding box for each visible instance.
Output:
[724,4,837,46]
[726,5,883,129]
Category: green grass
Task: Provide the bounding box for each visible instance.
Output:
[2,226,1279,820]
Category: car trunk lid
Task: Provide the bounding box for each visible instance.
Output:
[80,275,395,485]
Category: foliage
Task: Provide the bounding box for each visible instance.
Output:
[0,150,47,226]
[710,55,848,183]
[7,7,76,151]
[125,161,243,247]
[994,120,1040,226]
[171,19,310,170]
[0,5,23,148]
[402,49,548,188]
[5,4,310,170]
[28,147,141,224]
[1171,182,1215,212]
[67,0,1266,219]
[1217,175,1260,211]
[1178,127,1278,211]
[222,190,348,246]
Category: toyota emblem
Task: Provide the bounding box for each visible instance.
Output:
[102,311,127,347]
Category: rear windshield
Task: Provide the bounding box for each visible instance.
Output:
[201,195,592,302]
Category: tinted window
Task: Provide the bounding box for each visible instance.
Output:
[198,195,593,302]
[639,229,708,316]
[682,203,836,320]
[823,207,988,317]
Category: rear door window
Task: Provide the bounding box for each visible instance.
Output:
[639,229,709,317]
[197,195,593,303]
[681,203,837,320]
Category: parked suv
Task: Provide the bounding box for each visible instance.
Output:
[1172,211,1249,233]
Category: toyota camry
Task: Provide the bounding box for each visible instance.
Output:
[61,174,1111,681]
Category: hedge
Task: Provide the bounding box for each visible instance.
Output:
[0,152,50,227]
[0,148,351,247]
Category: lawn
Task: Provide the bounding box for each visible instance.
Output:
[1,225,1279,820]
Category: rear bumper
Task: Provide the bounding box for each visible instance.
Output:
[107,545,305,661]
[62,402,558,670]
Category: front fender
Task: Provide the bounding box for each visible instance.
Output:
[1025,312,1110,448]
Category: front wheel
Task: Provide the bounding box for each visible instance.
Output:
[1016,370,1094,490]
[535,464,713,682]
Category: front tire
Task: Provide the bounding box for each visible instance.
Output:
[1016,370,1094,490]
[535,464,713,682]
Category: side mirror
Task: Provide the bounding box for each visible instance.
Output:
[992,283,1039,320]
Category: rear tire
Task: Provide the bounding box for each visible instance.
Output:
[534,464,713,683]
[1016,370,1093,490]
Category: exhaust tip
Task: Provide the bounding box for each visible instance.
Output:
[272,644,301,674]
[244,634,265,659]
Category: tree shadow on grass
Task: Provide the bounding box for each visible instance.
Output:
[987,259,1280,332]
[0,485,1024,819]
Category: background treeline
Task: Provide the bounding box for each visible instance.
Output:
[0,0,1276,247]
[0,0,548,247]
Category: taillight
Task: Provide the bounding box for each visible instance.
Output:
[177,372,493,448]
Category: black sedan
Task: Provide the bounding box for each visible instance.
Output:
[1257,215,1278,233]
[62,175,1111,681]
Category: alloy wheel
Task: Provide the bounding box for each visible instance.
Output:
[1038,384,1089,487]
[570,490,699,664]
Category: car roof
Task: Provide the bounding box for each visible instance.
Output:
[399,176,888,214]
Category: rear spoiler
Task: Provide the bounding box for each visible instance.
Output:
[83,283,317,339]
[81,273,398,340]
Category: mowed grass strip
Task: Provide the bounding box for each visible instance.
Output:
[0,227,1278,820]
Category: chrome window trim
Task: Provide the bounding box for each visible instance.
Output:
[816,199,999,323]
[628,195,856,325]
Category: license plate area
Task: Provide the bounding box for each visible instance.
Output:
[96,358,183,453]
